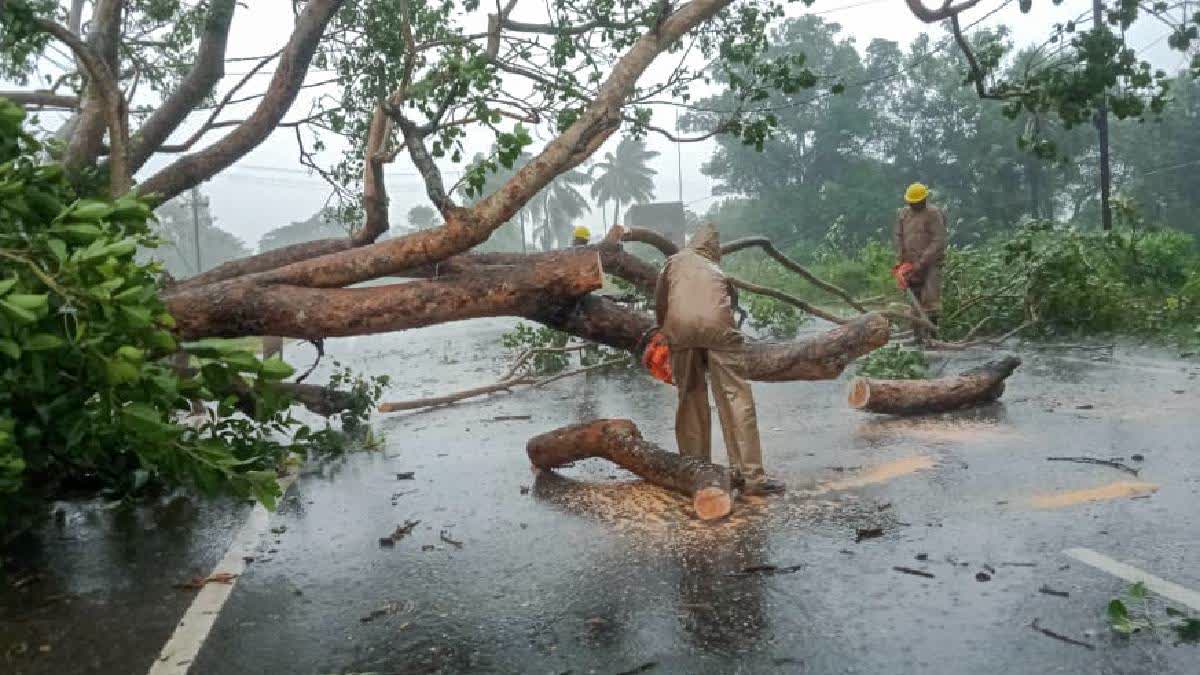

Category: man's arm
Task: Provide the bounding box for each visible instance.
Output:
[917,208,948,270]
[654,260,671,328]
[892,208,905,257]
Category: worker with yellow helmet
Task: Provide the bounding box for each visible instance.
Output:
[572,225,591,247]
[893,183,947,341]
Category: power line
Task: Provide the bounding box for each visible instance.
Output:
[1142,157,1200,176]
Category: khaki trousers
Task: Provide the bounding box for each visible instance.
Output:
[670,347,764,474]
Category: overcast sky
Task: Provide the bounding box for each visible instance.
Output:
[15,1,1187,248]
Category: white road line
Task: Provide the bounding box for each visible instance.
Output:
[148,473,297,675]
[1065,547,1200,612]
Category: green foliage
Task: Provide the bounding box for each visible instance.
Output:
[855,344,928,380]
[0,100,384,538]
[1108,582,1200,644]
[745,295,803,339]
[500,322,629,375]
[297,362,390,455]
[941,221,1200,341]
[501,323,570,374]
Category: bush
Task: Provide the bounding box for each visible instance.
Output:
[941,221,1200,341]
[0,99,383,539]
[855,344,928,379]
[745,295,804,339]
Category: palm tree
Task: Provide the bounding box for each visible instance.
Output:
[460,150,538,252]
[533,168,591,249]
[589,137,660,233]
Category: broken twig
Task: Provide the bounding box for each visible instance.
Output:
[1030,618,1094,650]
[893,566,936,579]
[725,564,804,577]
[1046,456,1139,477]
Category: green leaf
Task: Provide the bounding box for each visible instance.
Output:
[1128,581,1148,600]
[0,277,16,296]
[23,333,64,351]
[116,345,144,362]
[58,223,104,241]
[106,359,141,385]
[1174,618,1200,643]
[0,299,37,324]
[46,238,68,262]
[259,356,294,381]
[5,293,48,312]
[103,238,137,258]
[1108,598,1130,624]
[0,339,20,360]
[221,351,261,373]
[121,402,170,435]
[120,305,153,326]
[65,199,114,222]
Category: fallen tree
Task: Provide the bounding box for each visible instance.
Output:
[527,419,739,520]
[847,357,1022,415]
[4,0,1077,521]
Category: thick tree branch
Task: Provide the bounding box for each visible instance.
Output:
[136,0,345,204]
[905,0,986,23]
[129,0,237,171]
[35,0,128,194]
[0,90,79,108]
[167,249,604,340]
[356,103,392,246]
[721,236,869,313]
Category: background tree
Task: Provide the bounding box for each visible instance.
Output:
[142,194,253,278]
[534,167,591,250]
[589,137,660,231]
[258,209,350,253]
[407,204,441,230]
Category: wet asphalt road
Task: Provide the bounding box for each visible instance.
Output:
[3,319,1200,674]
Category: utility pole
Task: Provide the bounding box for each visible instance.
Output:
[675,108,683,204]
[188,187,205,274]
[1093,0,1113,230]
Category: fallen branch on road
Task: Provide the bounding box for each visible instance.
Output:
[1046,456,1139,477]
[527,419,740,520]
[848,357,1021,415]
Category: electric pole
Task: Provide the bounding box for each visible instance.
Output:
[1093,0,1113,231]
[188,187,205,274]
[675,108,683,205]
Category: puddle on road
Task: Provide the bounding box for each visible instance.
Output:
[1028,480,1159,508]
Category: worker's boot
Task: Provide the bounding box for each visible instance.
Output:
[740,470,786,496]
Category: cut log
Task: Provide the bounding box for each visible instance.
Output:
[526,419,738,520]
[847,356,1021,415]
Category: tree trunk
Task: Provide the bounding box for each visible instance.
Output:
[167,249,605,340]
[847,357,1021,416]
[738,312,891,381]
[526,419,738,520]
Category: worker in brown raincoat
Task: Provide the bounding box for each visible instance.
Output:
[893,182,948,341]
[654,223,785,496]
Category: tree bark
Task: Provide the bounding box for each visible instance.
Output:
[128,0,237,172]
[167,249,605,340]
[847,356,1021,415]
[526,419,738,520]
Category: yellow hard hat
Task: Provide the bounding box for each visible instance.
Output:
[573,225,591,240]
[904,183,930,204]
